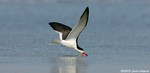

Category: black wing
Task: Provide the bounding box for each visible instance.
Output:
[49,22,72,40]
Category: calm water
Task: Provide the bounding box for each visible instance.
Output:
[0,0,150,73]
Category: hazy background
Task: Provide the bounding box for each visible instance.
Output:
[0,0,150,73]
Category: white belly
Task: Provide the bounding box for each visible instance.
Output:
[60,39,77,48]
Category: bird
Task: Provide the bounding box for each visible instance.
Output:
[49,7,89,57]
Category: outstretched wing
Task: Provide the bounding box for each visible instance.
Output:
[66,7,89,40]
[49,22,72,40]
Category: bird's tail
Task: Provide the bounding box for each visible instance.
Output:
[49,40,61,45]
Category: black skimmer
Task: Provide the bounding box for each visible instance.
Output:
[49,7,89,57]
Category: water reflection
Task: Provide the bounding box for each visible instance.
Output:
[51,55,87,73]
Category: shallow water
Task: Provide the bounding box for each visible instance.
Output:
[0,0,150,73]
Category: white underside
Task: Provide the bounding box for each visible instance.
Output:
[60,39,77,49]
[60,39,83,53]
[55,31,77,49]
[53,30,83,53]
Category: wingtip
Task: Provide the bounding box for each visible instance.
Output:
[49,22,55,26]
[85,7,89,12]
[49,22,56,29]
[49,22,59,28]
[86,7,89,10]
[49,22,52,26]
[83,7,89,17]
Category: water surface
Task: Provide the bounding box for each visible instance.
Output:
[0,0,150,73]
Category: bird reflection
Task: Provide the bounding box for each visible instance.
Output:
[51,55,87,73]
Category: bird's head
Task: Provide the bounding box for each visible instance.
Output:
[77,46,88,57]
[81,51,88,57]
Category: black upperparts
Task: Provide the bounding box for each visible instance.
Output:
[49,22,72,32]
[49,22,72,40]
